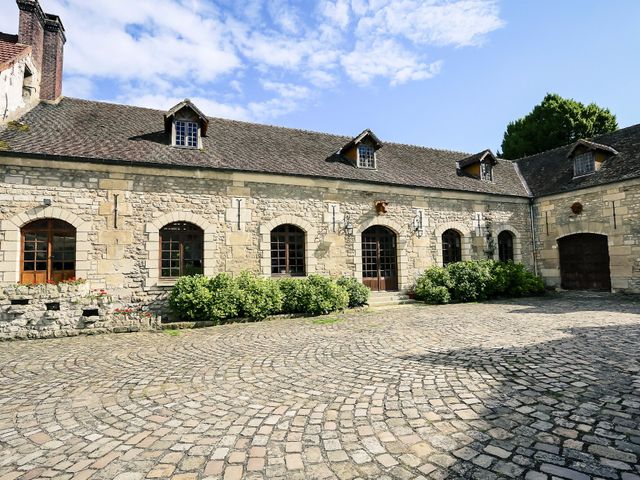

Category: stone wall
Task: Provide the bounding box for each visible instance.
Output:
[0,156,534,332]
[532,178,640,293]
[0,281,159,340]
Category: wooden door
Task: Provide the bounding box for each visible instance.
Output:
[362,226,398,291]
[558,233,611,291]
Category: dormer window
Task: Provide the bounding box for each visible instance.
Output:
[175,120,198,148]
[568,139,618,178]
[164,99,209,150]
[480,162,493,181]
[357,145,376,169]
[458,149,497,181]
[573,151,595,177]
[337,129,383,169]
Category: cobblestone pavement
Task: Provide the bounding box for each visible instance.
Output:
[1,293,640,480]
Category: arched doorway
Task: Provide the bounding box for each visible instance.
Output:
[441,229,462,265]
[362,226,398,291]
[558,233,611,291]
[498,231,515,262]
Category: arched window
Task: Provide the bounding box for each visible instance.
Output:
[271,224,305,276]
[160,222,204,278]
[21,219,76,284]
[498,231,515,262]
[442,229,462,266]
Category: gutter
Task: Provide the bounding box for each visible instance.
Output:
[0,150,531,200]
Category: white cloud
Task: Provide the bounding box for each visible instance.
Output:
[0,0,504,121]
[62,76,94,98]
[355,0,504,47]
[342,40,442,86]
[319,0,351,30]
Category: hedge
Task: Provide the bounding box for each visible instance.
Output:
[414,260,544,305]
[169,272,370,322]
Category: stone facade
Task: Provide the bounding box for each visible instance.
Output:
[0,155,533,335]
[532,178,640,293]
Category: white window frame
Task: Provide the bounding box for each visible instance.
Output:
[573,151,595,177]
[357,144,376,169]
[174,120,199,148]
[480,161,493,181]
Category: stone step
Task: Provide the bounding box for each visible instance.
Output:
[368,292,417,308]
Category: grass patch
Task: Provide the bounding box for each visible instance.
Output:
[0,141,9,151]
[312,316,341,325]
[163,329,181,336]
[7,121,29,132]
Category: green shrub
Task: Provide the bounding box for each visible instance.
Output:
[168,273,241,323]
[298,275,349,315]
[414,272,451,304]
[168,274,214,321]
[414,260,544,305]
[336,276,370,307]
[236,272,283,320]
[278,278,307,314]
[446,260,493,302]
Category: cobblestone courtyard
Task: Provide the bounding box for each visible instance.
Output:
[1,294,640,480]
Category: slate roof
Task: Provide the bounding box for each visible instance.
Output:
[0,35,30,71]
[516,124,640,197]
[0,98,530,197]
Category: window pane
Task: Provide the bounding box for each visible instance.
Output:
[357,145,376,168]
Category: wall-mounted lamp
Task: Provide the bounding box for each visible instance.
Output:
[341,213,354,236]
[42,198,52,207]
[412,210,424,238]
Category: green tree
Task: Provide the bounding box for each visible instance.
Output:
[500,93,617,160]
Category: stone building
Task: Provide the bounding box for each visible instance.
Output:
[0,0,638,338]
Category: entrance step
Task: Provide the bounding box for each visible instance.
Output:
[367,292,417,308]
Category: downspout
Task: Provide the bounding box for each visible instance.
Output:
[513,161,538,275]
[528,197,538,276]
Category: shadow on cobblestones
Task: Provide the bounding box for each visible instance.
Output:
[491,292,640,315]
[405,323,640,479]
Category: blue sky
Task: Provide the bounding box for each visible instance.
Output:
[1,0,638,153]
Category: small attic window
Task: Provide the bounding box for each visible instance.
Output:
[480,162,493,182]
[357,145,376,169]
[175,120,198,148]
[574,151,595,177]
[22,65,34,100]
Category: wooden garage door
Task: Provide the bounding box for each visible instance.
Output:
[558,233,611,291]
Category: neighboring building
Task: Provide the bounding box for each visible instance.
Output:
[518,131,640,293]
[0,0,64,125]
[0,0,638,338]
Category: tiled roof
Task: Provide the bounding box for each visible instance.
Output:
[0,37,30,71]
[0,98,531,197]
[517,124,640,197]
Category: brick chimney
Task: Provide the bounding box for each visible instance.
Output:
[16,0,65,102]
[41,14,65,101]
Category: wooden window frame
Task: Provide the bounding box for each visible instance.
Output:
[270,224,306,277]
[357,145,376,169]
[174,120,199,148]
[21,219,76,284]
[573,151,595,177]
[159,222,204,278]
[480,161,493,181]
